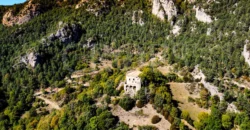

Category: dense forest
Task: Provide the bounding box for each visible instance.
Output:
[0,0,250,129]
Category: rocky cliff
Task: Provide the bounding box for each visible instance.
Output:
[2,0,40,26]
[48,22,82,44]
[152,0,177,21]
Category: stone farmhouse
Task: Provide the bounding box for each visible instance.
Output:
[124,70,142,97]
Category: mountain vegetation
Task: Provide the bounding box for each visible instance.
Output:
[0,0,250,129]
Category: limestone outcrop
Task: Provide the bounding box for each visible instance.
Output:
[152,0,177,21]
[195,6,212,23]
[21,52,40,68]
[172,25,181,36]
[2,0,40,26]
[48,23,82,44]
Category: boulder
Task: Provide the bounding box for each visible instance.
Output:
[172,25,181,36]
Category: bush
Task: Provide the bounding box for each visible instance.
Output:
[119,96,135,111]
[187,97,195,103]
[167,115,174,123]
[112,98,119,105]
[151,115,161,124]
[162,110,169,119]
[138,125,158,130]
[105,95,111,104]
[136,100,144,108]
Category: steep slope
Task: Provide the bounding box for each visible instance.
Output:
[2,0,40,26]
[0,0,250,130]
[1,0,81,26]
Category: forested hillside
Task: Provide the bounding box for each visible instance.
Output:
[0,0,250,129]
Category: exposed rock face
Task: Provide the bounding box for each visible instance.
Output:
[21,52,40,68]
[192,65,223,100]
[48,23,82,44]
[2,0,40,26]
[132,10,144,26]
[152,0,177,21]
[195,7,212,23]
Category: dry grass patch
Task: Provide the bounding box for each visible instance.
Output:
[157,66,172,75]
[169,83,210,120]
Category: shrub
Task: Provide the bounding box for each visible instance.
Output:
[167,115,174,123]
[112,98,119,105]
[105,95,111,104]
[188,97,195,103]
[136,100,144,108]
[119,96,135,111]
[162,110,169,119]
[151,115,161,124]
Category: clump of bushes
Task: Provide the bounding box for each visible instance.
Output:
[136,100,144,108]
[105,95,111,104]
[119,96,135,111]
[151,115,161,124]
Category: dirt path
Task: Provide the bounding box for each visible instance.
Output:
[37,96,61,110]
[71,70,99,79]
[34,88,63,96]
[34,88,63,110]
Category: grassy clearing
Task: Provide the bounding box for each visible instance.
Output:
[169,83,210,120]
